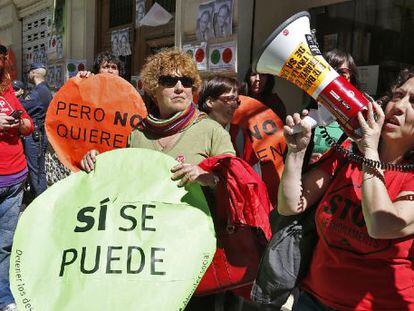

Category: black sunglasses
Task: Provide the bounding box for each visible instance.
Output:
[0,45,7,55]
[158,75,194,88]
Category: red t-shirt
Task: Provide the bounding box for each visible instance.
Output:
[302,147,414,310]
[0,85,33,175]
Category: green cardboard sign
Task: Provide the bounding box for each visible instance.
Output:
[10,149,216,311]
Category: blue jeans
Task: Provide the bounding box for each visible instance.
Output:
[293,291,337,311]
[24,131,47,197]
[0,182,24,308]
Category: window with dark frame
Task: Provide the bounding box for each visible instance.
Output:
[156,0,176,13]
[110,0,133,28]
[310,0,414,97]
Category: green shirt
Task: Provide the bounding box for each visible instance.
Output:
[128,117,235,165]
[313,121,344,154]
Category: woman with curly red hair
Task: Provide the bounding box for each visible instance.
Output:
[81,48,235,189]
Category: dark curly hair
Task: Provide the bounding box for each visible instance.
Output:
[378,67,414,107]
[376,67,414,163]
[92,51,125,76]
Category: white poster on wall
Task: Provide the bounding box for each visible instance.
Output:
[65,59,86,79]
[208,41,236,71]
[196,1,215,42]
[358,65,379,96]
[138,2,172,27]
[213,0,233,38]
[111,30,120,56]
[47,65,55,88]
[118,28,131,56]
[55,64,64,89]
[135,0,146,27]
[183,43,207,71]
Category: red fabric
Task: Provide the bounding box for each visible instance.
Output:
[302,144,414,310]
[0,85,33,175]
[199,154,273,240]
[194,155,273,295]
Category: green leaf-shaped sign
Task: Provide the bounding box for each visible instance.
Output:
[10,148,215,311]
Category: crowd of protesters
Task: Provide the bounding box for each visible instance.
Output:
[1,37,414,311]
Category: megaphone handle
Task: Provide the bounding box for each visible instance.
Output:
[292,115,318,134]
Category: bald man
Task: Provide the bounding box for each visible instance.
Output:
[21,63,52,200]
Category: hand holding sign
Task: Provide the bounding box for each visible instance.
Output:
[45,73,147,172]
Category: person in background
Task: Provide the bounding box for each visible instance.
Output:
[279,67,414,310]
[198,75,266,311]
[77,50,124,79]
[0,43,33,311]
[21,63,52,200]
[197,75,240,128]
[244,68,287,121]
[92,50,124,77]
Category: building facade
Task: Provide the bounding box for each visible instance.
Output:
[1,0,413,112]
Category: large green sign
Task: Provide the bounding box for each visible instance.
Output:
[10,149,216,311]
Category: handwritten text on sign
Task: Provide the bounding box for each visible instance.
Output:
[45,74,147,171]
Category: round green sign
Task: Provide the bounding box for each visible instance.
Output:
[10,149,215,311]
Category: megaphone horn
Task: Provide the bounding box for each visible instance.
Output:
[253,11,370,138]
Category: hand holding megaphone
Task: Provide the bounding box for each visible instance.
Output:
[254,11,369,139]
[291,105,333,134]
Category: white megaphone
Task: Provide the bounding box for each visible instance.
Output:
[253,11,370,138]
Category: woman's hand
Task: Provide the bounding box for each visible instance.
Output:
[356,101,385,154]
[80,149,100,172]
[283,110,312,153]
[76,71,94,79]
[0,113,19,131]
[171,163,218,187]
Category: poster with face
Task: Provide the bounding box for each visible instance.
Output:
[196,1,215,42]
[49,66,57,89]
[56,35,64,59]
[135,0,146,27]
[55,64,63,89]
[111,30,120,57]
[118,28,132,56]
[213,0,233,38]
[47,65,55,87]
